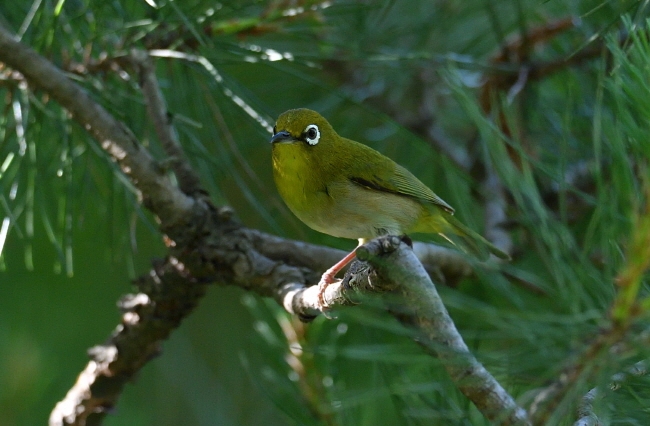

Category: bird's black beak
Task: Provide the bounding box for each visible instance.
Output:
[270,130,293,144]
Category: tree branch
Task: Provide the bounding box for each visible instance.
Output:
[0,26,195,233]
[354,236,530,425]
[244,229,474,286]
[267,235,530,423]
[573,360,648,426]
[0,23,521,426]
[129,49,204,196]
[527,323,632,424]
[50,257,210,426]
[573,388,601,426]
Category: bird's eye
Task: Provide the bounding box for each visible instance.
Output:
[272,125,277,135]
[304,124,320,146]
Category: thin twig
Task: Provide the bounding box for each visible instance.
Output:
[573,388,601,426]
[573,361,648,426]
[130,49,204,196]
[527,321,636,424]
[482,161,513,256]
[528,332,610,423]
[276,316,336,425]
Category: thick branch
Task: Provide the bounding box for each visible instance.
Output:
[273,236,529,423]
[244,229,474,286]
[44,219,477,423]
[354,237,530,425]
[50,257,210,426]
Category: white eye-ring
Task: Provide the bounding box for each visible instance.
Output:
[304,124,320,146]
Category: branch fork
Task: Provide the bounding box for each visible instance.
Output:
[0,24,528,426]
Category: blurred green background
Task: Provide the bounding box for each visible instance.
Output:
[2,0,650,425]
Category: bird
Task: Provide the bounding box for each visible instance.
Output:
[270,108,509,306]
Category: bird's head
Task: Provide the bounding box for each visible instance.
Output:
[270,108,336,148]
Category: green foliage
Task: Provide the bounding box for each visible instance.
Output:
[2,0,650,425]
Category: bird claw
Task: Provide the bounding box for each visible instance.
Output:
[315,249,358,314]
[317,272,338,311]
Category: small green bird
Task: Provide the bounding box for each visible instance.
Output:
[270,108,509,303]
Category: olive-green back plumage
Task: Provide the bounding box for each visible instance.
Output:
[271,108,509,261]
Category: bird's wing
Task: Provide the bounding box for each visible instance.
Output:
[349,162,455,214]
[390,165,455,213]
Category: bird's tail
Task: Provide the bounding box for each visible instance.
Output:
[439,215,510,261]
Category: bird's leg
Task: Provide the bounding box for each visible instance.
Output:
[317,249,357,309]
